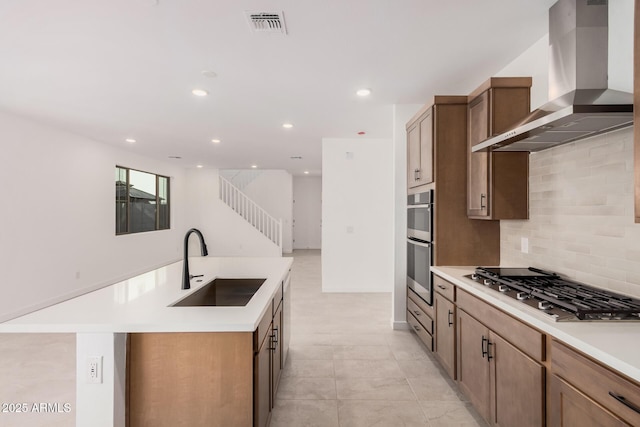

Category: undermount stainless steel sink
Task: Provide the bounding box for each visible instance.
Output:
[170,278,266,307]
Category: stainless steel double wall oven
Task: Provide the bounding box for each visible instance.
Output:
[407,190,433,305]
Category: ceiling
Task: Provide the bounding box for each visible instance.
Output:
[0,0,556,175]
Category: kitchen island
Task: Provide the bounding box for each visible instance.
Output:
[0,256,293,427]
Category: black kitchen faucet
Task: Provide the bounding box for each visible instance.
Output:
[182,228,208,290]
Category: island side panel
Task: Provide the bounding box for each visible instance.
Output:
[127,332,254,427]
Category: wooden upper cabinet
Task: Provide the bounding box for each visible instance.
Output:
[634,0,639,223]
[467,77,532,220]
[406,106,434,189]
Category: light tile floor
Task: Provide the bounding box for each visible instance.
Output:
[272,250,487,427]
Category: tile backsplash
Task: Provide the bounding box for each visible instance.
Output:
[501,127,640,297]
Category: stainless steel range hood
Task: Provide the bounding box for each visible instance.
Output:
[472,0,633,153]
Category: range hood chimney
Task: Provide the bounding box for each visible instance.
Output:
[472,0,633,153]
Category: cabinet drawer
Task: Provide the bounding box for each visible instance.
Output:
[552,340,640,426]
[407,287,435,319]
[407,310,433,351]
[433,275,455,301]
[407,298,434,335]
[457,289,545,361]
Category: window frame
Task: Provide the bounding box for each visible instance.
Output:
[116,165,170,235]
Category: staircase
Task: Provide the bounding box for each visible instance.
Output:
[219,175,282,253]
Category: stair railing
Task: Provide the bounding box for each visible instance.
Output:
[219,176,283,252]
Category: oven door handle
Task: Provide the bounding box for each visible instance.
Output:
[407,238,431,248]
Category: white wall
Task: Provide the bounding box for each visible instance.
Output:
[184,168,281,257]
[292,176,322,250]
[495,34,549,110]
[242,170,293,254]
[321,138,394,292]
[0,111,187,322]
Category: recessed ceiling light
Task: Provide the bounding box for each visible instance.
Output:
[251,164,258,169]
[356,88,371,97]
[192,89,208,97]
[304,171,309,174]
[168,156,182,159]
[196,165,203,168]
[211,139,221,144]
[201,70,217,78]
[125,138,136,143]
[282,123,293,129]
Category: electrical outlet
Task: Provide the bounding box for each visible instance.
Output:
[521,237,529,254]
[87,356,103,384]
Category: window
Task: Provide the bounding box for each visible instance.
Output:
[116,166,170,234]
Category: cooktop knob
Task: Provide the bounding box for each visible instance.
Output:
[516,292,529,300]
[538,301,553,310]
[483,279,493,286]
[498,285,509,293]
[471,273,478,280]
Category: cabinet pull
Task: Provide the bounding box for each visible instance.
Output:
[437,285,446,290]
[413,325,421,332]
[480,194,487,210]
[447,310,453,327]
[272,326,279,345]
[486,340,493,362]
[413,310,421,316]
[415,168,421,181]
[481,336,488,358]
[609,392,640,414]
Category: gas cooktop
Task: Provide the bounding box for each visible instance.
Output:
[466,267,640,322]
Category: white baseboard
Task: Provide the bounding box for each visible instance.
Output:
[391,320,410,330]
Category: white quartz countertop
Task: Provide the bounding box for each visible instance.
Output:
[432,266,640,383]
[0,257,293,333]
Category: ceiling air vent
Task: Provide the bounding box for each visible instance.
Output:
[245,11,287,34]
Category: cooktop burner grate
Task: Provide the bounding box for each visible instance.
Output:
[468,267,640,321]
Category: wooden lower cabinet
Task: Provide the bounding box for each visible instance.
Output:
[254,328,271,427]
[271,301,283,403]
[128,286,287,427]
[457,309,491,421]
[549,375,630,427]
[457,309,544,427]
[434,292,456,380]
[128,332,254,427]
[406,287,435,351]
[550,340,640,427]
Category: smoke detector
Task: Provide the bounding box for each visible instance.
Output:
[245,11,287,34]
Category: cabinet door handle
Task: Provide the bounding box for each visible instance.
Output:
[609,392,640,414]
[480,194,487,210]
[481,336,488,358]
[437,285,446,290]
[447,310,453,327]
[413,324,421,332]
[413,310,421,316]
[486,340,493,362]
[415,168,421,181]
[272,326,279,345]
